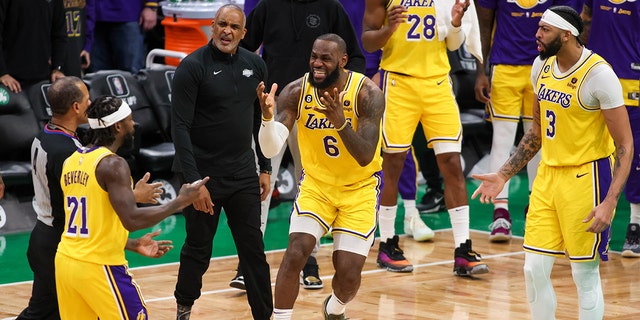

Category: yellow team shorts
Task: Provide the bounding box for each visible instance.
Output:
[524,156,614,262]
[291,171,381,240]
[487,65,535,122]
[380,70,462,152]
[55,253,148,319]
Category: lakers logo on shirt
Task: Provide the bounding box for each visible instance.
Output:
[506,0,549,10]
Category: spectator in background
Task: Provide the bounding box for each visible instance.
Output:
[17,76,166,320]
[240,0,366,291]
[63,0,95,77]
[89,0,158,73]
[0,173,4,200]
[475,0,578,243]
[0,0,66,93]
[581,0,640,258]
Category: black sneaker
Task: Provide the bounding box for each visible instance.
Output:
[417,188,445,213]
[177,304,192,320]
[453,239,489,276]
[377,235,413,272]
[229,270,246,290]
[300,256,323,289]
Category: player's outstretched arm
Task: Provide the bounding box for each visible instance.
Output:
[97,155,208,231]
[126,229,174,258]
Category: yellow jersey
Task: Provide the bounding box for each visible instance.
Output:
[296,71,383,186]
[536,53,615,166]
[379,0,450,78]
[57,146,130,265]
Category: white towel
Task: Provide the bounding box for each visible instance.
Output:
[435,0,483,62]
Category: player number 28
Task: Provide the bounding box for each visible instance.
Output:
[407,14,436,41]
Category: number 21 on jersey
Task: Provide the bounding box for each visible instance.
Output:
[66,196,89,237]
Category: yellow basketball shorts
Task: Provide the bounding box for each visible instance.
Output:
[291,171,381,240]
[55,253,148,319]
[380,70,462,152]
[487,65,535,122]
[524,155,614,262]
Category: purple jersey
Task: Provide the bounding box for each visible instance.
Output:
[339,0,381,76]
[478,0,579,65]
[585,0,640,80]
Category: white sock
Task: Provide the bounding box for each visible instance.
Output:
[494,200,508,211]
[325,292,346,315]
[378,205,397,242]
[630,203,640,225]
[403,199,418,219]
[448,205,469,247]
[273,308,293,320]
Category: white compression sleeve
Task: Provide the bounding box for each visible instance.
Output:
[523,252,557,319]
[258,120,290,158]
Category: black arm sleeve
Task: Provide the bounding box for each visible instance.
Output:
[171,59,202,182]
[51,0,68,72]
[240,0,266,52]
[0,0,9,76]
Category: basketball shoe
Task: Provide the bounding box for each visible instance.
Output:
[322,296,347,320]
[622,223,640,258]
[416,188,445,213]
[177,304,191,320]
[300,256,323,289]
[454,239,489,276]
[377,235,413,272]
[404,207,435,241]
[489,208,512,242]
[229,270,245,290]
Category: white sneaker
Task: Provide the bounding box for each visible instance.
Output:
[404,209,435,242]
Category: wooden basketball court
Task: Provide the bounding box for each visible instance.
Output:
[2,230,639,319]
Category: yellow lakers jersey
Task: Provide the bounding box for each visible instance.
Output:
[57,146,129,265]
[379,0,450,78]
[296,71,382,186]
[536,53,615,166]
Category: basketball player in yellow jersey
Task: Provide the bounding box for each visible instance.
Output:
[55,96,209,320]
[362,0,489,275]
[257,33,384,320]
[472,6,632,319]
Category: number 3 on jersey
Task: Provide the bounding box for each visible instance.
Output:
[66,196,89,237]
[407,14,436,41]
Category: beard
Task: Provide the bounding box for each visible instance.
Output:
[120,132,135,153]
[309,67,341,90]
[539,35,563,60]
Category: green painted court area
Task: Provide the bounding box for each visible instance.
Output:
[0,172,631,285]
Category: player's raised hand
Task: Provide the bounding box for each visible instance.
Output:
[452,0,470,27]
[256,81,278,120]
[318,88,348,131]
[386,5,408,33]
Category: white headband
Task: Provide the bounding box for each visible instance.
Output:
[541,10,579,36]
[88,101,132,129]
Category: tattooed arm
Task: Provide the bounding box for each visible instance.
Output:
[336,78,385,166]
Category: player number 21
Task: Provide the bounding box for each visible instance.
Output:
[407,14,436,41]
[66,196,89,237]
